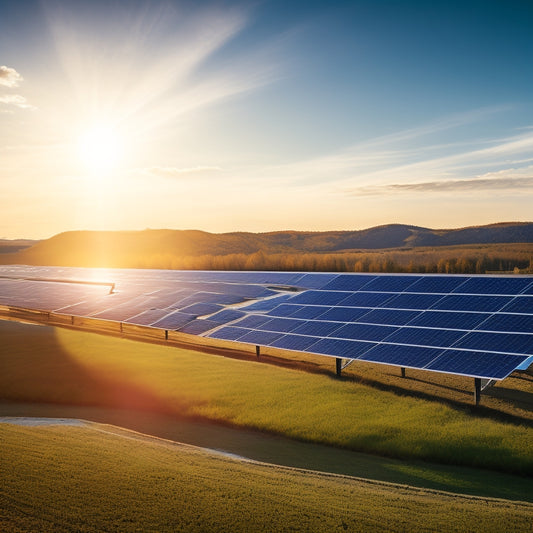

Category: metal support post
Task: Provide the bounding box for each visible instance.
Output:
[256,345,260,358]
[165,330,168,341]
[401,367,406,378]
[336,357,342,377]
[474,378,481,405]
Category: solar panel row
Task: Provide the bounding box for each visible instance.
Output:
[1,266,532,381]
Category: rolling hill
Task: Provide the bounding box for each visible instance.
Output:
[1,222,532,271]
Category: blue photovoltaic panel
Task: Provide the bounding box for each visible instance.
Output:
[522,283,533,295]
[409,311,488,330]
[268,334,323,351]
[208,309,246,323]
[234,314,275,329]
[407,276,468,294]
[179,303,222,316]
[477,313,533,333]
[358,344,443,368]
[290,305,331,319]
[321,275,376,291]
[453,331,533,355]
[151,312,196,330]
[336,292,395,308]
[452,277,533,295]
[257,317,302,333]
[176,292,243,307]
[384,327,466,348]
[124,309,171,326]
[240,294,294,312]
[314,306,370,322]
[207,326,249,341]
[288,290,351,306]
[266,304,303,317]
[499,296,533,314]
[430,295,512,313]
[291,320,345,337]
[332,323,399,342]
[360,275,421,293]
[308,338,375,358]
[380,293,444,310]
[356,308,421,326]
[177,319,222,335]
[237,330,283,345]
[426,350,528,379]
[296,273,339,289]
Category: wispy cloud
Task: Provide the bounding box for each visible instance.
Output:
[0,94,34,110]
[0,66,23,87]
[349,176,533,196]
[0,66,34,110]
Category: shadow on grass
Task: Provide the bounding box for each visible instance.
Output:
[0,320,176,416]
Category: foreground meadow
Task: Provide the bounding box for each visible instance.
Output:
[0,319,532,501]
[1,422,532,533]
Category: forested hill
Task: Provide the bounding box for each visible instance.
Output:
[1,222,532,273]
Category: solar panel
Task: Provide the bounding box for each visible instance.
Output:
[2,265,531,384]
[256,317,302,333]
[384,327,466,348]
[336,292,395,308]
[380,293,444,310]
[500,296,533,314]
[409,310,488,330]
[288,290,351,306]
[425,350,528,380]
[177,319,222,335]
[150,312,196,330]
[233,315,273,329]
[477,313,533,333]
[358,344,443,368]
[289,305,331,319]
[321,275,376,291]
[407,276,468,294]
[332,323,399,342]
[207,309,246,323]
[124,309,171,326]
[207,326,249,341]
[266,304,302,317]
[179,303,223,316]
[430,295,512,313]
[452,277,533,295]
[238,330,284,345]
[453,331,533,355]
[308,338,376,358]
[314,306,370,322]
[291,320,344,337]
[268,334,322,351]
[355,308,421,326]
[359,275,421,292]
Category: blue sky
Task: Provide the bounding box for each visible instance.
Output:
[1,0,532,238]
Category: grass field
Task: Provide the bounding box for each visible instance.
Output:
[1,320,532,481]
[1,422,532,533]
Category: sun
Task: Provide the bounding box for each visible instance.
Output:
[78,124,123,175]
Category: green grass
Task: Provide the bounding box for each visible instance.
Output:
[1,423,532,533]
[1,320,532,480]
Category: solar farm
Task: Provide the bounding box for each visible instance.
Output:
[1,265,532,404]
